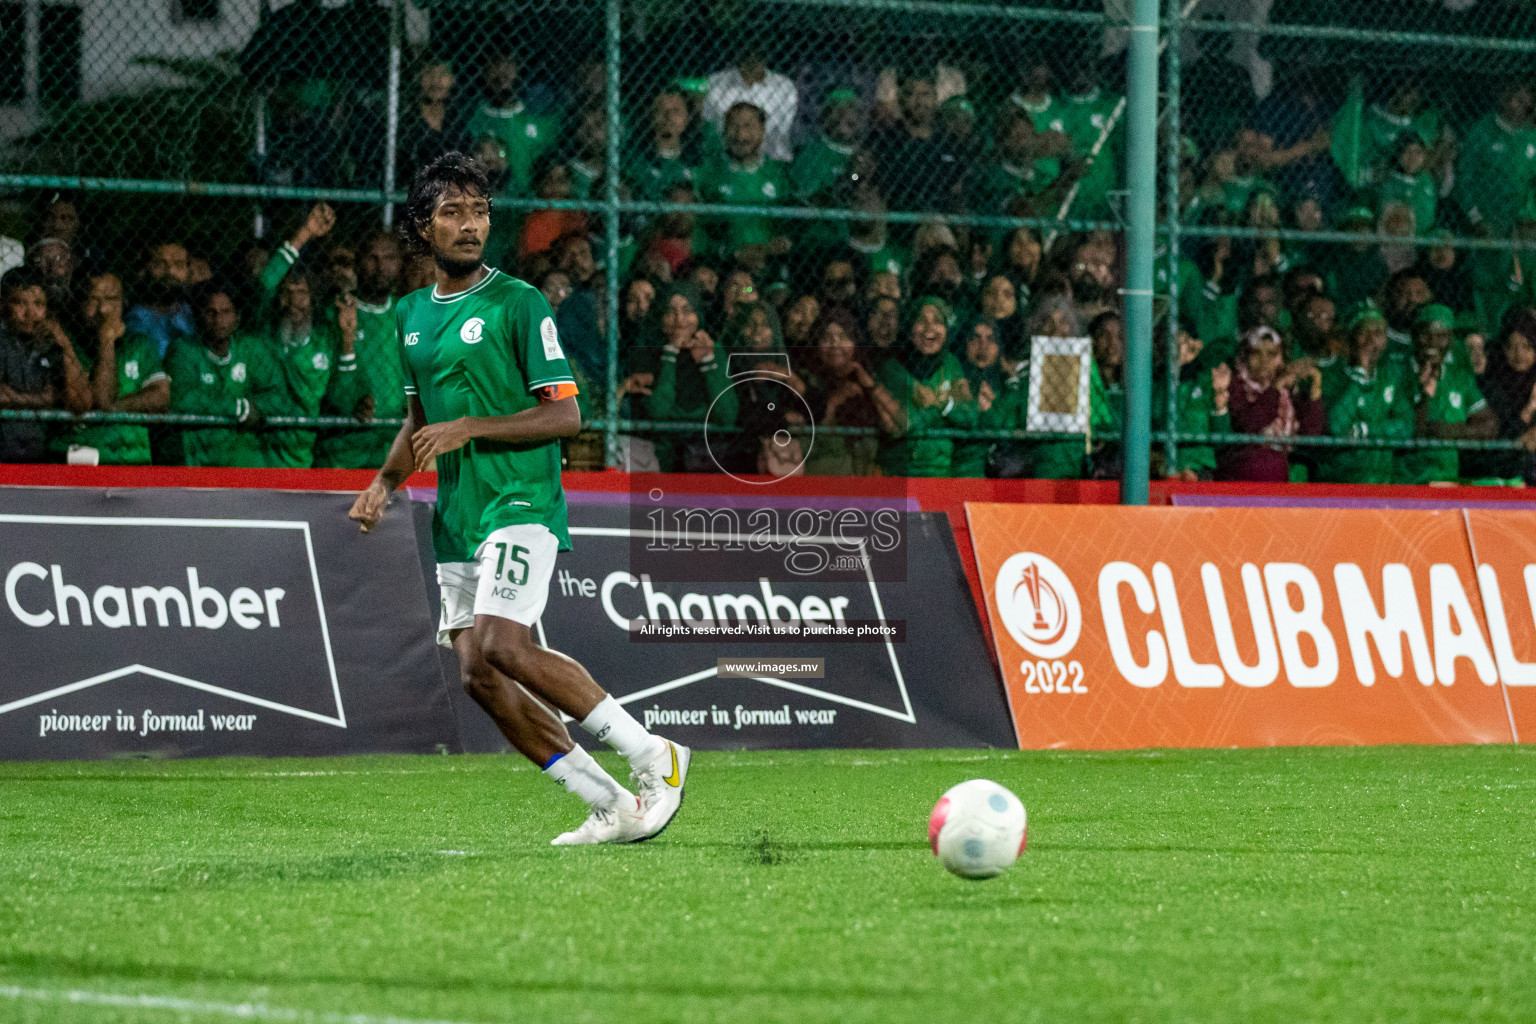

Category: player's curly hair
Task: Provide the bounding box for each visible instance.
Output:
[399,151,494,257]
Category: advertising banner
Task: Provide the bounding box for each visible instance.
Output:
[967,503,1528,749]
[429,496,1014,751]
[0,486,456,759]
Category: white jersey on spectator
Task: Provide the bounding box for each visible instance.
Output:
[703,65,799,163]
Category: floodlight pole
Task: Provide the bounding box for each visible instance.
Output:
[1120,0,1160,506]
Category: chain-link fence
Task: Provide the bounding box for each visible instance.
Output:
[2,0,1536,484]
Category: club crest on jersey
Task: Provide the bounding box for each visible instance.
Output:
[232,362,246,382]
[312,352,330,371]
[540,317,563,360]
[124,360,139,380]
[461,318,486,344]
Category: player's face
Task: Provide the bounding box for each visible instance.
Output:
[2,286,46,336]
[426,187,490,270]
[83,275,123,326]
[198,293,239,344]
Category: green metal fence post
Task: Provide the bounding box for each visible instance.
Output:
[1121,0,1160,505]
[1161,0,1181,476]
[603,0,623,469]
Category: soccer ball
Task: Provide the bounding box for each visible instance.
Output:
[928,779,1027,880]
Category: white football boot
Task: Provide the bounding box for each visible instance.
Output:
[551,796,647,846]
[632,738,691,841]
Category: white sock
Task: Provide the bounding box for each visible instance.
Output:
[580,695,662,766]
[543,745,633,809]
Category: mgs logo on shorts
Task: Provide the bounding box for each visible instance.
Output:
[434,523,560,646]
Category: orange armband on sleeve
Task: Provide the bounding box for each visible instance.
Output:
[535,381,580,402]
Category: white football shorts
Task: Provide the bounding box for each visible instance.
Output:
[435,522,559,647]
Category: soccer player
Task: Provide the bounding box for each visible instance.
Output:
[347,153,689,845]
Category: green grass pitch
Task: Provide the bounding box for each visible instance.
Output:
[2,746,1534,1023]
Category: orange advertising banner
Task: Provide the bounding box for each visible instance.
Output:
[966,504,1526,749]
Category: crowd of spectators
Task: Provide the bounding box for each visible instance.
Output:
[8,41,1536,484]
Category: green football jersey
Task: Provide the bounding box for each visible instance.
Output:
[1360,104,1439,182]
[1058,87,1122,219]
[625,147,695,202]
[1376,170,1436,233]
[1394,359,1488,484]
[254,323,364,468]
[466,102,558,196]
[791,133,855,202]
[1455,113,1536,235]
[1317,361,1412,484]
[848,236,908,279]
[1009,93,1066,187]
[314,296,406,469]
[67,332,166,465]
[164,334,276,468]
[398,269,575,563]
[970,160,1056,214]
[693,156,793,253]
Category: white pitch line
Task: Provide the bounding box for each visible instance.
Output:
[0,983,487,1024]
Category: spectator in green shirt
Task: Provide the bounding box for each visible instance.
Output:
[1376,134,1437,235]
[253,267,367,468]
[626,87,700,202]
[951,318,1012,478]
[465,50,557,197]
[694,102,793,268]
[876,296,977,477]
[793,88,861,204]
[645,282,738,472]
[314,230,404,469]
[1317,302,1412,484]
[1320,205,1393,312]
[69,273,168,465]
[1156,319,1230,481]
[1454,82,1536,238]
[165,285,277,468]
[1394,304,1497,484]
[565,105,607,201]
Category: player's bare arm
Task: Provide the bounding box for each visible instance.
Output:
[348,396,426,532]
[409,394,581,472]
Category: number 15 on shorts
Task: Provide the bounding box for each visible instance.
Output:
[493,542,530,585]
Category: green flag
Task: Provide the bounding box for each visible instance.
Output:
[1332,76,1365,191]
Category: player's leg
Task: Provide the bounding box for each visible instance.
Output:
[439,563,641,845]
[470,523,691,840]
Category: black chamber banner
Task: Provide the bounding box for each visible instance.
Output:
[424,498,1015,751]
[0,486,456,759]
